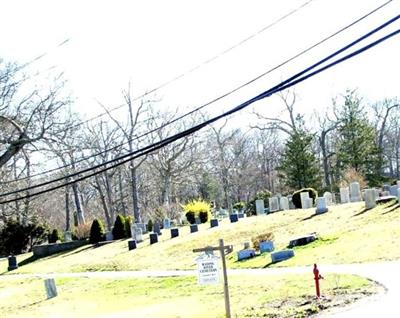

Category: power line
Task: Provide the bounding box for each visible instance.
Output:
[1,0,393,186]
[1,15,398,205]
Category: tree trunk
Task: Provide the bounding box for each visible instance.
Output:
[65,185,71,232]
[72,181,85,225]
[95,175,112,230]
[117,169,127,217]
[130,163,141,223]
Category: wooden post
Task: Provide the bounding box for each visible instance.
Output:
[219,239,231,318]
[193,239,232,318]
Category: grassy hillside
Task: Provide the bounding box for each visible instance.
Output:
[1,200,399,274]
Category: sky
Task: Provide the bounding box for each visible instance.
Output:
[1,0,399,129]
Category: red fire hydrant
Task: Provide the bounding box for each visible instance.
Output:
[313,263,324,298]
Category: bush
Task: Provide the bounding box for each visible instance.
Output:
[251,232,275,251]
[183,199,211,224]
[246,190,272,216]
[292,188,318,209]
[233,201,246,212]
[48,229,61,244]
[89,219,105,244]
[73,223,91,240]
[339,168,367,188]
[124,216,133,238]
[147,219,153,232]
[112,214,127,239]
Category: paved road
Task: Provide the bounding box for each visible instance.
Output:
[2,261,398,317]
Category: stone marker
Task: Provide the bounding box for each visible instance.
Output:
[195,217,201,225]
[315,197,328,214]
[128,240,137,250]
[340,187,350,203]
[64,231,72,242]
[306,197,313,208]
[238,213,245,218]
[105,231,113,241]
[300,192,310,209]
[260,241,274,253]
[137,223,148,234]
[149,233,158,244]
[44,278,58,299]
[383,184,391,192]
[237,249,256,261]
[389,185,398,196]
[279,197,289,210]
[134,227,143,243]
[7,256,18,271]
[243,242,250,249]
[269,197,280,212]
[288,234,317,248]
[229,214,238,223]
[397,188,400,202]
[365,189,377,210]
[323,192,333,206]
[210,219,219,228]
[170,228,179,238]
[288,196,295,209]
[153,222,162,235]
[163,218,171,229]
[271,250,295,263]
[190,224,198,233]
[255,199,265,215]
[350,182,361,202]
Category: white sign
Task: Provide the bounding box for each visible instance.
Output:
[196,254,220,285]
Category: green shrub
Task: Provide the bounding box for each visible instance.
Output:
[48,229,61,243]
[183,199,211,224]
[251,232,275,251]
[292,188,318,209]
[89,219,105,244]
[233,201,246,211]
[124,216,133,238]
[112,214,127,239]
[147,219,153,232]
[246,190,272,216]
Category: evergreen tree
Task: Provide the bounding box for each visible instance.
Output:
[112,215,127,239]
[336,90,381,185]
[279,130,321,190]
[89,219,105,244]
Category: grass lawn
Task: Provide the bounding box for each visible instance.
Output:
[1,201,399,274]
[0,273,380,318]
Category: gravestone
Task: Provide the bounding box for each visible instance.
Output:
[229,214,239,223]
[7,256,18,271]
[138,223,148,234]
[190,224,198,233]
[243,242,250,249]
[128,240,137,250]
[389,185,398,196]
[306,198,313,208]
[153,222,162,235]
[269,197,280,212]
[279,197,289,210]
[397,188,400,202]
[260,241,274,253]
[300,192,310,209]
[149,233,158,244]
[64,231,72,242]
[323,192,333,206]
[316,197,328,214]
[210,219,219,228]
[170,228,179,238]
[288,234,317,247]
[350,182,361,202]
[105,232,113,241]
[195,217,201,225]
[397,180,400,187]
[364,189,377,210]
[238,213,245,218]
[383,184,391,192]
[44,278,58,299]
[288,196,295,209]
[271,250,295,263]
[340,187,350,203]
[237,249,256,261]
[134,227,143,243]
[163,218,171,229]
[255,199,265,215]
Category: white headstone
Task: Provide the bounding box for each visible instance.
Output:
[340,187,350,203]
[306,197,313,209]
[255,199,265,215]
[323,192,333,206]
[397,188,400,202]
[163,218,171,229]
[268,197,280,212]
[300,192,310,209]
[44,278,58,299]
[64,231,72,242]
[389,185,398,196]
[315,197,328,214]
[279,197,289,210]
[364,189,377,210]
[134,227,143,243]
[397,180,400,187]
[350,182,361,202]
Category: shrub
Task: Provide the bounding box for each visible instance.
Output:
[124,216,133,238]
[48,229,61,244]
[339,168,367,188]
[246,190,272,216]
[183,199,211,224]
[73,223,91,240]
[292,188,318,209]
[112,214,127,239]
[89,219,105,244]
[233,201,246,212]
[251,232,275,251]
[147,219,153,232]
